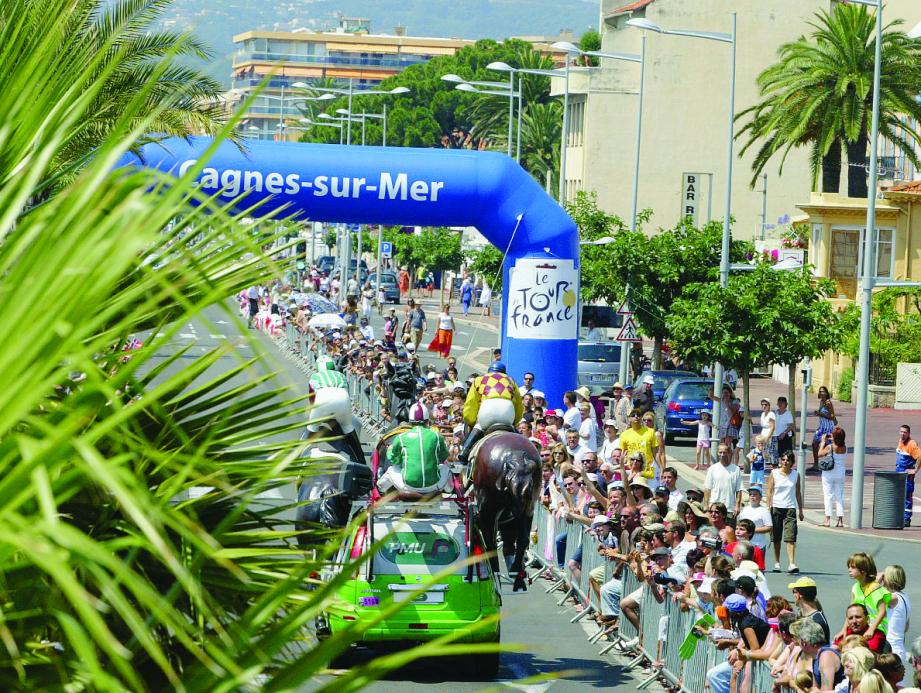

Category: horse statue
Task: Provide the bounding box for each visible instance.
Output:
[470,426,541,592]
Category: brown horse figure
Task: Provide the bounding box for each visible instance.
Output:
[472,427,541,592]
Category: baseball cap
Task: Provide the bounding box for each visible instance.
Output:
[612,382,624,390]
[604,419,618,428]
[724,594,748,613]
[624,383,635,390]
[654,485,669,496]
[532,390,545,399]
[650,547,671,557]
[698,577,714,594]
[591,515,616,527]
[735,575,757,593]
[643,375,655,385]
[544,408,559,417]
[788,576,817,590]
[405,342,416,352]
[748,485,763,495]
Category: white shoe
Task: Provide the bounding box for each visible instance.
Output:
[618,636,639,650]
[773,562,781,573]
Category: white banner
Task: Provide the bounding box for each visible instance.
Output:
[506,258,579,340]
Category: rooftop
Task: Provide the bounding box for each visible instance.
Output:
[605,0,657,18]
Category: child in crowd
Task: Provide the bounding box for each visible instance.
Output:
[835,553,890,644]
[680,410,712,470]
[747,435,767,487]
[879,564,911,666]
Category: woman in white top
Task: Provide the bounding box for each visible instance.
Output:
[765,451,804,574]
[759,399,776,467]
[360,281,374,319]
[426,304,456,358]
[880,564,912,666]
[817,426,848,527]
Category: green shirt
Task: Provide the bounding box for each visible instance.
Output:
[309,369,348,390]
[387,425,449,489]
[851,581,891,633]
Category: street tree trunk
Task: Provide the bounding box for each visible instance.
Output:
[788,363,798,445]
[847,132,870,199]
[653,336,663,369]
[821,140,842,193]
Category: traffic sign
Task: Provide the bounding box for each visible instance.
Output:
[616,317,642,342]
[616,299,633,315]
[381,241,393,259]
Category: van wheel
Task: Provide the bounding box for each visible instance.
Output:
[664,431,675,444]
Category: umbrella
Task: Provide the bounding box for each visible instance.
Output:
[308,313,346,330]
[301,293,338,314]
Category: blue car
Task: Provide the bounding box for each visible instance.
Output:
[654,378,713,443]
[634,370,698,402]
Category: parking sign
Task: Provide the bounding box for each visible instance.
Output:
[381,241,393,259]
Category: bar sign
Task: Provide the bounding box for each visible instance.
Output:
[681,172,700,225]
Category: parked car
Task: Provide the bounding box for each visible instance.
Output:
[654,378,713,443]
[316,255,335,276]
[634,369,699,401]
[370,271,400,304]
[577,341,623,395]
[329,266,370,286]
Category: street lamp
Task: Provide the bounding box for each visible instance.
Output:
[552,41,644,385]
[486,62,567,165]
[845,0,883,529]
[303,81,409,145]
[299,117,344,145]
[628,14,737,446]
[453,82,518,158]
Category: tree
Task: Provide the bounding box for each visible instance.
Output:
[466,244,505,292]
[578,30,601,66]
[324,229,337,254]
[0,0,474,687]
[567,192,751,367]
[667,264,840,442]
[737,3,921,196]
[839,287,921,385]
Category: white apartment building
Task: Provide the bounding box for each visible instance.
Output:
[559,0,919,238]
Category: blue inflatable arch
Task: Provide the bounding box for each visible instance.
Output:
[124,137,579,405]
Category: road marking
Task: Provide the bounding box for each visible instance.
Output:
[209,334,227,339]
[458,330,470,337]
[179,333,196,339]
[216,320,229,325]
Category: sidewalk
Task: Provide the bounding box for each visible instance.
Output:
[669,375,921,542]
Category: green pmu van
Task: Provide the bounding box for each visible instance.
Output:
[325,499,502,675]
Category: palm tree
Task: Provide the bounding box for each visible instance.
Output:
[0,0,486,687]
[518,101,562,191]
[736,3,921,197]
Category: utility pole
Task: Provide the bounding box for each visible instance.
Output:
[759,174,768,240]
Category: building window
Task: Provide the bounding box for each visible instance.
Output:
[858,227,895,278]
[830,228,859,282]
[568,101,584,147]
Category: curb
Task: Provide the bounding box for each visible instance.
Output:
[665,453,921,545]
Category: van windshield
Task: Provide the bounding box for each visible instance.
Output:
[578,344,621,363]
[373,517,467,576]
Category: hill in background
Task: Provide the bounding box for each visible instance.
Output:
[155,0,598,83]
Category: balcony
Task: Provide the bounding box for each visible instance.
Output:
[232,52,430,70]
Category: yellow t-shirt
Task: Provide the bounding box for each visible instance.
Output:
[619,426,657,478]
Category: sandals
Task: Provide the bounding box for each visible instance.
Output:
[836,519,845,528]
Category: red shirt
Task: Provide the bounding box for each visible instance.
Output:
[724,541,766,570]
[834,626,888,653]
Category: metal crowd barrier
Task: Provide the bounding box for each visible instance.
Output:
[526,502,780,692]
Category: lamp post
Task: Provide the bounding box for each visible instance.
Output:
[453,82,518,158]
[485,62,567,164]
[846,0,883,529]
[301,82,409,146]
[551,41,645,385]
[628,14,737,445]
[300,117,344,145]
[337,107,388,146]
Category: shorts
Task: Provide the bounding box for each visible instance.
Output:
[697,440,711,449]
[750,468,765,487]
[248,298,259,317]
[771,507,798,544]
[626,586,645,607]
[719,425,739,440]
[589,564,606,583]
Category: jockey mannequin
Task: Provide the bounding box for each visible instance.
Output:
[378,401,452,495]
[458,361,524,465]
[307,356,365,464]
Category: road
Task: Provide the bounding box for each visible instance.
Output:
[149,301,655,692]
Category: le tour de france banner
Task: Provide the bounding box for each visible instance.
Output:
[506,258,579,340]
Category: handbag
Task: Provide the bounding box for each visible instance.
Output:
[729,407,743,429]
[819,450,836,471]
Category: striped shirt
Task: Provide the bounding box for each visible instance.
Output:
[309,369,348,390]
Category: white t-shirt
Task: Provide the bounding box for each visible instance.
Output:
[773,409,794,439]
[599,436,621,463]
[585,327,605,341]
[769,469,799,509]
[567,443,588,468]
[667,488,685,512]
[704,463,743,508]
[759,411,776,439]
[579,416,598,452]
[563,406,581,431]
[737,504,773,550]
[670,538,697,578]
[437,313,454,331]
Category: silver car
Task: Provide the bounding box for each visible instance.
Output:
[577,341,623,394]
